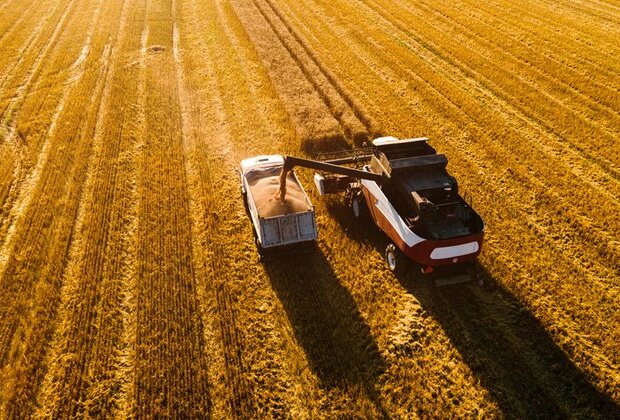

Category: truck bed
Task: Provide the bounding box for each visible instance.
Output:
[241,156,317,254]
[246,166,312,218]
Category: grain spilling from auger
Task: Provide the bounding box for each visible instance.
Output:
[246,166,309,217]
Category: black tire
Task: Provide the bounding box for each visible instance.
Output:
[242,192,249,214]
[255,237,264,261]
[385,243,402,273]
[352,196,361,218]
[350,190,366,219]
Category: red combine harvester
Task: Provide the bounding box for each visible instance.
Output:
[277,136,484,285]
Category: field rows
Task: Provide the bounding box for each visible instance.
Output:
[0,0,618,417]
[272,0,620,397]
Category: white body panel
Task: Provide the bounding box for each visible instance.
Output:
[241,155,318,249]
[360,177,424,248]
[314,173,326,196]
[430,242,480,260]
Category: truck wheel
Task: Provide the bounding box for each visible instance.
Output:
[385,243,401,273]
[255,237,264,260]
[242,192,249,214]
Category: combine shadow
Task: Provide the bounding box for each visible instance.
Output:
[324,199,620,418]
[262,248,386,413]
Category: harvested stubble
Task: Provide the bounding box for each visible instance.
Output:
[1,0,619,417]
[247,167,309,217]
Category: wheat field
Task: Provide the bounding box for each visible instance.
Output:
[0,0,618,417]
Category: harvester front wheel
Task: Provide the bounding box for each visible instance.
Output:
[385,243,402,273]
[350,190,365,219]
[352,196,361,218]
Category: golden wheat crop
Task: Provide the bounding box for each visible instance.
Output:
[0,0,618,417]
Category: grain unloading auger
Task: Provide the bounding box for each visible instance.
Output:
[242,137,485,285]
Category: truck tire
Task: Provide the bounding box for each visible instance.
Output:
[242,192,249,214]
[255,237,265,261]
[385,243,402,273]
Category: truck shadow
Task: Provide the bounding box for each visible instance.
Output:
[262,249,387,414]
[324,199,620,417]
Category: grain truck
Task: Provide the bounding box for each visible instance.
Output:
[240,155,318,260]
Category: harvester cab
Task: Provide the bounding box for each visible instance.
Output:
[368,137,484,243]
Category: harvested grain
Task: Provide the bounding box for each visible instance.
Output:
[247,167,310,217]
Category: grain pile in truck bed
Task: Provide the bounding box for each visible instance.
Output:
[246,167,310,218]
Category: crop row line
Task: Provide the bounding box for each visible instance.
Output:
[252,0,368,147]
[483,0,620,69]
[181,0,268,415]
[0,0,80,143]
[0,0,37,52]
[0,0,86,256]
[339,0,620,214]
[130,0,210,415]
[229,0,344,152]
[551,0,620,25]
[465,0,620,76]
[335,0,620,215]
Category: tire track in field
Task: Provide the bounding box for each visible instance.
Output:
[0,0,37,48]
[213,0,317,151]
[34,0,145,416]
[181,0,341,415]
[205,2,388,414]
[132,0,209,415]
[0,0,101,320]
[0,0,79,140]
[171,18,215,418]
[114,19,149,419]
[228,0,343,152]
[177,0,263,415]
[276,1,619,399]
[258,0,380,142]
[0,0,50,87]
[0,0,127,414]
[0,0,76,238]
[256,0,380,143]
